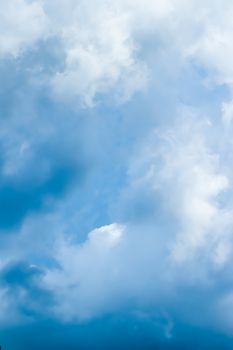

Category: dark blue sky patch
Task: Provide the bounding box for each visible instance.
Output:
[0,261,54,321]
[0,315,233,350]
[0,155,83,230]
[0,261,41,287]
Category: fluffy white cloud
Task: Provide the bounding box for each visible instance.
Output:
[42,112,233,324]
[43,0,176,105]
[0,0,48,57]
[183,1,233,86]
[129,112,233,266]
[47,0,233,106]
[44,224,125,320]
[3,0,233,338]
[49,2,147,106]
[3,0,233,106]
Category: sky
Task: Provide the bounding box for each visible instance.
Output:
[1,0,233,349]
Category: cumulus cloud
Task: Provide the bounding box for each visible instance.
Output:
[146,116,230,265]
[46,0,233,106]
[43,224,125,320]
[3,0,233,105]
[37,112,233,338]
[3,0,233,348]
[129,113,233,269]
[49,2,148,106]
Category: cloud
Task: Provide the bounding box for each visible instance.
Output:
[43,224,125,321]
[49,2,147,106]
[2,0,233,348]
[183,1,233,87]
[0,0,48,57]
[46,0,233,106]
[147,116,230,265]
[36,112,233,340]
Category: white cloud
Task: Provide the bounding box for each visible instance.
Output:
[3,0,233,336]
[183,2,233,87]
[47,0,233,106]
[2,0,233,105]
[42,114,233,323]
[127,111,233,267]
[44,0,176,105]
[0,0,48,57]
[50,2,147,106]
[43,224,125,320]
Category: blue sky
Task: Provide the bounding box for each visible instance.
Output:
[1,0,233,349]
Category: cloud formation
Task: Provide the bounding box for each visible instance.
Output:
[0,0,48,57]
[2,0,233,349]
